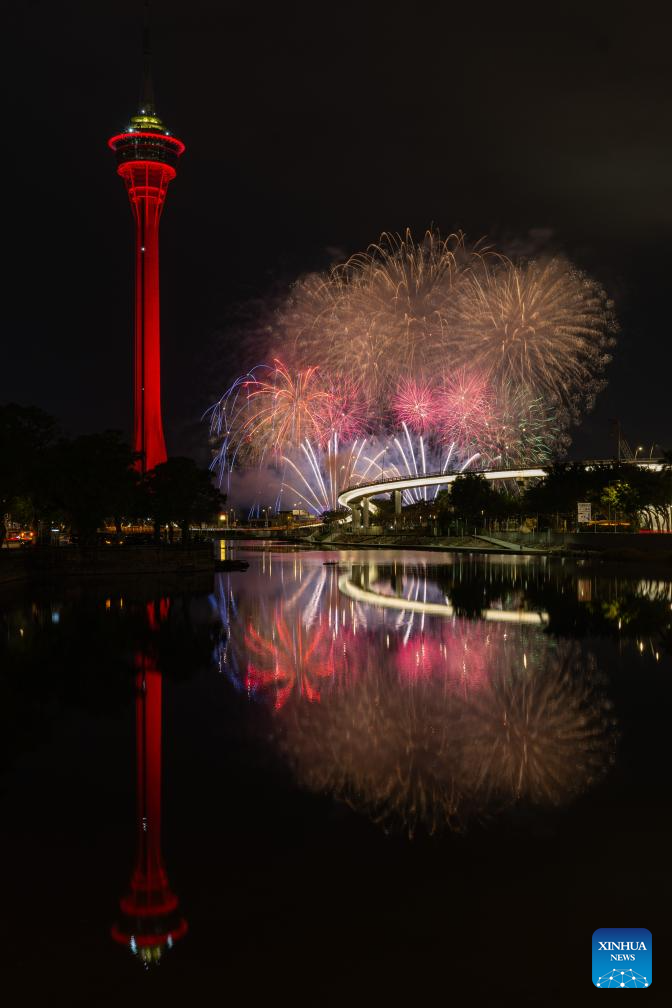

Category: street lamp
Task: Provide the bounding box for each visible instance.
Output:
[635,446,644,461]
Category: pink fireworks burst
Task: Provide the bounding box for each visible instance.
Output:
[437,369,492,452]
[391,378,439,434]
[312,377,371,446]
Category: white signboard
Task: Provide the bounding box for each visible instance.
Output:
[577,502,592,524]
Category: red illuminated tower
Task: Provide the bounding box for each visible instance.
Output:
[112,600,187,965]
[108,31,185,472]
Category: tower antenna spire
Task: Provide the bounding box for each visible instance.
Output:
[140,1,155,113]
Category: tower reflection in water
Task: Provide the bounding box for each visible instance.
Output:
[112,599,187,965]
[215,555,619,835]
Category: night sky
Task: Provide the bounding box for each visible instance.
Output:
[4,1,671,464]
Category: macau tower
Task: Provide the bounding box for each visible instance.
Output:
[108,30,185,471]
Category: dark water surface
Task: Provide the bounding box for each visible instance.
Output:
[1,545,670,1004]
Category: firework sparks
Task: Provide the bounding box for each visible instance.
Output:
[210,230,617,503]
[311,377,371,446]
[379,424,473,503]
[238,359,328,454]
[480,383,564,468]
[391,377,440,434]
[279,230,473,410]
[447,256,616,422]
[209,359,331,471]
[280,435,384,514]
[437,369,492,453]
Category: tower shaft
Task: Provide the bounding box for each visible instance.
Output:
[109,117,184,472]
[121,161,175,471]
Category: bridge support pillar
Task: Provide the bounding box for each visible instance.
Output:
[351,506,361,530]
[394,490,402,518]
[362,498,370,529]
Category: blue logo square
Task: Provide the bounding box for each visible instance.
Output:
[593,928,652,988]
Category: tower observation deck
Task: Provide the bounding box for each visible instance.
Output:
[108,37,185,472]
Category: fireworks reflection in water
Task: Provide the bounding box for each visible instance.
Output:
[212,554,617,834]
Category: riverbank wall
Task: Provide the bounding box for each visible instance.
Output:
[311,528,672,559]
[0,545,216,586]
[473,530,672,555]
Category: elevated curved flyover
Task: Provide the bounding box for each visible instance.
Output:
[337,466,546,511]
[336,460,664,513]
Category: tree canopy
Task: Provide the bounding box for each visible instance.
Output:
[1,403,225,544]
[143,457,225,542]
[448,473,497,518]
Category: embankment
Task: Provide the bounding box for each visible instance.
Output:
[0,545,216,586]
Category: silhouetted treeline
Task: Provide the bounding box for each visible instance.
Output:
[433,461,672,531]
[0,403,224,545]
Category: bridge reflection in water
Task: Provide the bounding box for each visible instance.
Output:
[339,565,548,625]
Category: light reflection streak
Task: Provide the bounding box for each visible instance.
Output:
[338,574,548,624]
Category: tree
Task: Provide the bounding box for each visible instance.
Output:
[0,403,58,499]
[636,454,672,531]
[449,473,496,520]
[143,458,225,543]
[48,432,138,544]
[525,459,672,531]
[523,463,596,516]
[321,508,348,525]
[0,403,59,543]
[601,480,642,529]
